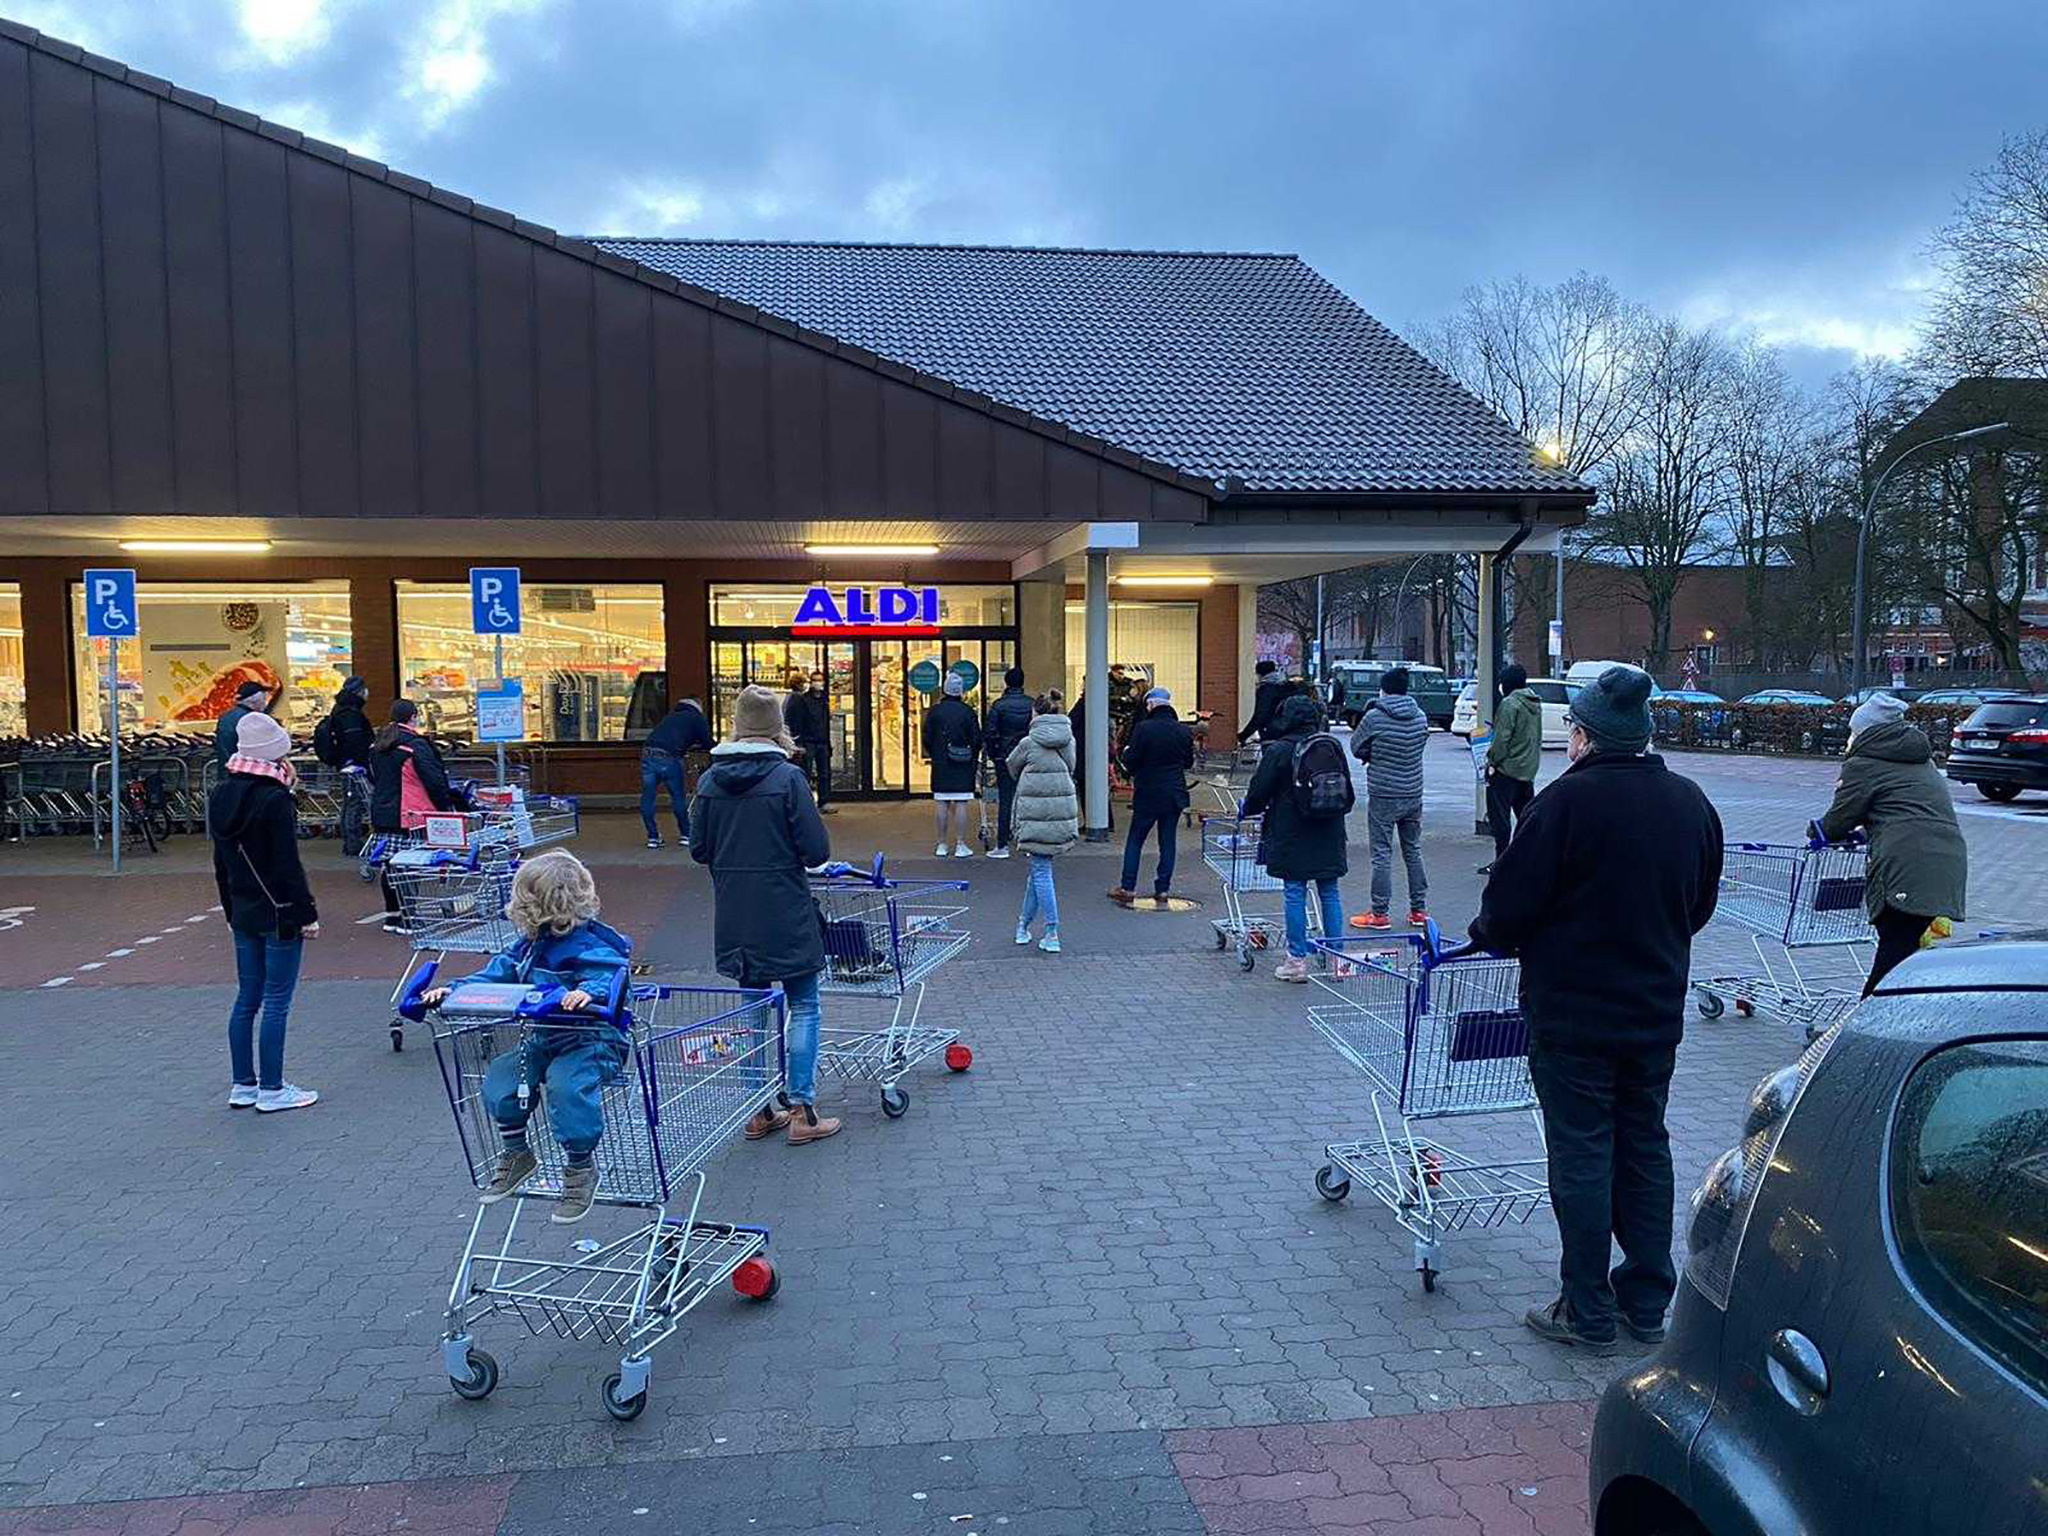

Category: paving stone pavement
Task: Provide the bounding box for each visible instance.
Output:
[5,737,2033,1531]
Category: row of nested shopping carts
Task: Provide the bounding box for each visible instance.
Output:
[1196,746,1330,973]
[385,855,976,1419]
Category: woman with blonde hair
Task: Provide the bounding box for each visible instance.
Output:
[420,849,634,1224]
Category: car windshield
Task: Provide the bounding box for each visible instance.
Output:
[1966,700,2048,729]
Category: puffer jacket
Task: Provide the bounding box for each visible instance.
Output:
[1006,713,1079,856]
[466,920,635,1030]
[1349,693,1430,801]
[1488,687,1543,782]
[690,741,831,985]
[1818,721,1968,921]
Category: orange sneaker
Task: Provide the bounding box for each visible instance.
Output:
[1349,913,1392,931]
[1407,910,1429,927]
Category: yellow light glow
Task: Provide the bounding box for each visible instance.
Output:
[1536,440,1563,463]
[804,544,940,557]
[117,540,273,554]
[1702,629,1717,642]
[1115,575,1215,587]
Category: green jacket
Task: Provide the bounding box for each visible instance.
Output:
[1487,688,1543,782]
[1817,721,1968,922]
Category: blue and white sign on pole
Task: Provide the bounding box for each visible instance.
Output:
[83,569,138,872]
[470,568,521,635]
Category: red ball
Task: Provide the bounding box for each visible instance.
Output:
[944,1042,974,1072]
[731,1255,775,1298]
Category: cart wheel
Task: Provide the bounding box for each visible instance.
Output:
[1695,990,1725,1020]
[732,1255,779,1301]
[881,1086,910,1119]
[944,1042,973,1072]
[601,1372,648,1421]
[1213,931,1227,951]
[390,1024,405,1051]
[1238,945,1255,972]
[1420,1265,1437,1294]
[449,1348,498,1400]
[1315,1164,1350,1202]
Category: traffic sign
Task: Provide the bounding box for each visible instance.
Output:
[470,567,521,634]
[84,569,138,637]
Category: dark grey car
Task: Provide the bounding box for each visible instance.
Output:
[1590,941,2048,1535]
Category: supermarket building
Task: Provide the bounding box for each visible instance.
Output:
[0,22,1591,816]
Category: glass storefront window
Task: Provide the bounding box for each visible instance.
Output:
[709,584,1015,628]
[396,583,664,743]
[0,584,23,737]
[1064,600,1199,711]
[70,582,352,736]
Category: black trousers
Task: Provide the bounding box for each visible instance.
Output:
[994,761,1018,847]
[1120,801,1180,894]
[1864,906,1931,996]
[1486,772,1535,857]
[1527,1039,1679,1337]
[802,743,831,810]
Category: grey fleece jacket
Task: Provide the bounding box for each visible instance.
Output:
[1349,693,1429,801]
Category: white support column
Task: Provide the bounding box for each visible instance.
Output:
[1473,552,1497,835]
[1084,551,1111,841]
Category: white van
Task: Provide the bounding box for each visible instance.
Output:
[1565,659,1633,686]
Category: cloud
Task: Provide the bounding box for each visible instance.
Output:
[1676,253,1936,362]
[6,0,123,52]
[235,0,338,66]
[594,178,794,236]
[403,0,557,132]
[246,96,386,161]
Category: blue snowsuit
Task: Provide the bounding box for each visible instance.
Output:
[474,920,634,1156]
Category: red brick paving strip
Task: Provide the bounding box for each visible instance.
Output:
[0,1476,515,1536]
[1169,1401,1594,1536]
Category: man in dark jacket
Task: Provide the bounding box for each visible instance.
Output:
[783,669,837,816]
[640,693,713,849]
[213,679,275,772]
[1348,667,1432,930]
[1481,663,1542,874]
[691,684,839,1145]
[1112,688,1195,904]
[319,677,374,769]
[982,668,1036,858]
[1469,664,1723,1354]
[1237,660,1286,744]
[1242,692,1352,980]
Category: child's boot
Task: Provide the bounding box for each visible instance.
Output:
[479,1145,537,1202]
[552,1160,598,1223]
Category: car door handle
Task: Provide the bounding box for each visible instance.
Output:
[1766,1328,1830,1413]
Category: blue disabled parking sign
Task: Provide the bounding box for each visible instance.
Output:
[84,568,138,637]
[470,567,521,634]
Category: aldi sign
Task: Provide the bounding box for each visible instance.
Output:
[791,584,941,637]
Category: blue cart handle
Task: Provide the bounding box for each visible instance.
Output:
[812,852,890,886]
[521,966,631,1025]
[394,960,442,1022]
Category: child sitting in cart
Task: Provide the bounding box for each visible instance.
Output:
[421,849,632,1225]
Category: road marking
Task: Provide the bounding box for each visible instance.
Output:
[77,962,103,972]
[136,936,160,945]
[40,976,72,988]
[159,927,185,935]
[356,911,392,925]
[185,914,211,923]
[105,948,133,958]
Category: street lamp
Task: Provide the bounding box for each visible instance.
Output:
[1848,421,2008,697]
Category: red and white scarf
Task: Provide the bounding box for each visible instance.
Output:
[226,753,298,789]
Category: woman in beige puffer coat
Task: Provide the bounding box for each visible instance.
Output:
[1006,695,1079,952]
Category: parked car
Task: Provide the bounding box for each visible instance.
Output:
[1330,660,1456,729]
[1915,687,2023,709]
[1590,939,2048,1536]
[1842,685,1927,706]
[1653,688,1726,705]
[1449,677,1579,747]
[1944,695,2048,802]
[1728,690,1850,755]
[1650,689,1730,745]
[1735,688,1836,707]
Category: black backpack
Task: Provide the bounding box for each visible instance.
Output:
[312,712,343,767]
[1290,733,1355,820]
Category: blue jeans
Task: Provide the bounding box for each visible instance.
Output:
[1120,802,1180,894]
[1019,853,1060,933]
[1283,878,1345,959]
[482,1027,627,1156]
[779,970,823,1106]
[229,930,303,1090]
[639,750,688,840]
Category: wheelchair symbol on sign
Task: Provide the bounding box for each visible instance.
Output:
[487,600,513,629]
[98,604,130,632]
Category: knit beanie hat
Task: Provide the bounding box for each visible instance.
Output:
[234,678,271,702]
[1145,687,1171,706]
[1850,692,1908,738]
[943,671,966,697]
[235,710,293,761]
[1570,664,1654,754]
[733,684,797,753]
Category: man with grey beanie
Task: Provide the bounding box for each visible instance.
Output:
[1470,664,1723,1354]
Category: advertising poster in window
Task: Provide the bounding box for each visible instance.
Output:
[142,601,288,726]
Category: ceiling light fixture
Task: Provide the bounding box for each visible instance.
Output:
[805,544,940,557]
[1115,575,1214,587]
[117,539,273,554]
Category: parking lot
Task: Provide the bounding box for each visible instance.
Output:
[2,738,2041,1536]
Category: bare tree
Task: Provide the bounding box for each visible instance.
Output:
[1923,130,2048,376]
[1891,447,2047,682]
[1724,343,1812,666]
[1255,578,1320,670]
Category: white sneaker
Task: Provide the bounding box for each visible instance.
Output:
[1039,932,1062,954]
[986,847,1011,860]
[1015,926,1033,945]
[256,1083,319,1113]
[953,843,974,858]
[646,837,663,850]
[936,842,950,858]
[228,1084,259,1109]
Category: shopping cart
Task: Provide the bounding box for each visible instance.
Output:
[811,857,974,1118]
[402,969,784,1422]
[1201,811,1320,971]
[384,837,520,1051]
[975,758,1001,850]
[1307,926,1550,1292]
[1693,840,1872,1041]
[474,787,580,850]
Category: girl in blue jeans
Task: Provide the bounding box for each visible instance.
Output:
[1006,693,1080,953]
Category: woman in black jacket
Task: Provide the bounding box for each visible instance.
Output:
[209,712,321,1112]
[1242,693,1351,983]
[369,699,462,930]
[922,672,983,858]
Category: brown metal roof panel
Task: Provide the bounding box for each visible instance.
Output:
[0,40,46,515]
[98,77,178,515]
[33,50,114,513]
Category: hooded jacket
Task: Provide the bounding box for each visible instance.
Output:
[984,685,1036,767]
[370,725,459,832]
[1470,750,1723,1053]
[922,695,983,795]
[1006,713,1079,856]
[1818,720,1969,922]
[690,741,831,985]
[318,694,374,769]
[783,687,831,749]
[1487,687,1543,783]
[467,919,634,1030]
[1349,693,1430,801]
[644,699,713,759]
[209,772,318,939]
[1242,693,1351,883]
[1119,703,1195,813]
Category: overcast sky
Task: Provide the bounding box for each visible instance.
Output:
[20,0,2048,390]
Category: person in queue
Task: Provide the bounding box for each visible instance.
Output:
[1347,666,1431,930]
[923,671,983,858]
[783,668,837,817]
[690,684,840,1145]
[1242,691,1353,982]
[1111,686,1195,906]
[982,667,1036,859]
[1469,664,1723,1355]
[1815,692,1968,994]
[1480,663,1542,874]
[210,710,320,1113]
[1007,691,1078,951]
[640,690,712,850]
[1237,659,1286,744]
[213,679,275,772]
[369,698,462,933]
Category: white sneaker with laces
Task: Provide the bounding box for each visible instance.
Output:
[953,843,973,858]
[646,837,663,849]
[228,1084,259,1109]
[986,847,1011,860]
[935,842,950,858]
[256,1083,319,1113]
[1015,926,1033,945]
[1039,932,1062,954]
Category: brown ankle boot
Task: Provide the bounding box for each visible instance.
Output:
[786,1102,842,1145]
[744,1103,792,1141]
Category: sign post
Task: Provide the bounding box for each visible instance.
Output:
[84,569,139,873]
[469,568,522,785]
